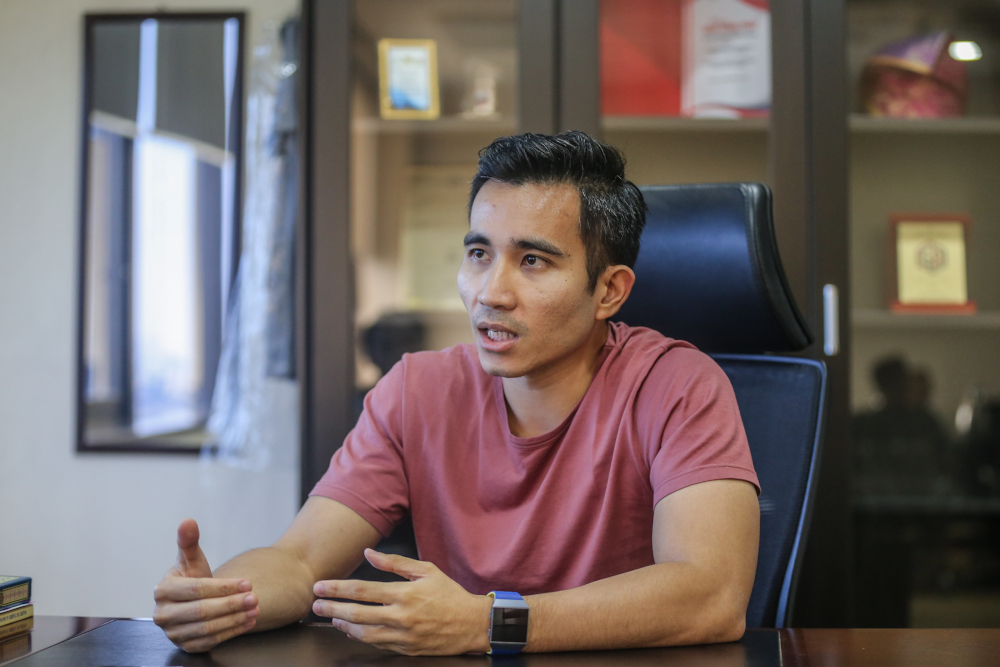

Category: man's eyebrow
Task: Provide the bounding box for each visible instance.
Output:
[513,237,565,257]
[463,232,566,257]
[463,232,491,246]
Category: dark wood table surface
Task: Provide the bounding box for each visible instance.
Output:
[2,616,1000,666]
[0,617,113,665]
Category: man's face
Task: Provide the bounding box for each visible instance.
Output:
[458,179,605,379]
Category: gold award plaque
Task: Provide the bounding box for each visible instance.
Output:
[891,215,974,313]
[378,38,440,120]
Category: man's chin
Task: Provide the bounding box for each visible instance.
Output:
[484,367,521,378]
[476,350,524,378]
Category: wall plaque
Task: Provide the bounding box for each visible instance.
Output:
[378,38,440,120]
[890,213,975,313]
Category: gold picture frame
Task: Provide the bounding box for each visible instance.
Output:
[378,38,440,120]
[889,213,975,314]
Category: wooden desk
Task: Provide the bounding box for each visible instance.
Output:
[781,628,1000,666]
[3,617,1000,666]
[0,616,114,664]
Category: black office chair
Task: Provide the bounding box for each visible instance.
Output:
[616,182,826,628]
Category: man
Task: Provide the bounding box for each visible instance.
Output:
[153,132,760,655]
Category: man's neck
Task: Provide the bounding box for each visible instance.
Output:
[501,321,609,439]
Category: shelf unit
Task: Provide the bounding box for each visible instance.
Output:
[352,116,518,135]
[849,114,1000,135]
[602,116,769,133]
[305,0,855,626]
[853,310,1000,330]
[352,115,773,136]
[847,108,1000,419]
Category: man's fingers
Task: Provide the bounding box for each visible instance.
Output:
[363,549,434,581]
[313,578,401,604]
[372,643,413,656]
[164,608,259,645]
[329,617,417,655]
[154,576,251,602]
[330,619,404,648]
[313,600,401,628]
[154,592,258,626]
[176,519,213,578]
[176,617,258,653]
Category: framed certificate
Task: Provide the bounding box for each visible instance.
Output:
[681,0,771,118]
[378,38,440,120]
[889,213,975,314]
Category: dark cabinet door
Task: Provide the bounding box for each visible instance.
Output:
[299,0,557,501]
[557,0,852,626]
[847,0,1000,630]
[301,0,853,627]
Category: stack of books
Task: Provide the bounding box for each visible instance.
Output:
[0,576,33,650]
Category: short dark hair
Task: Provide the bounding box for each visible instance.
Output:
[469,131,646,291]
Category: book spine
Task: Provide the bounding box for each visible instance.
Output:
[0,604,33,628]
[0,582,30,608]
[0,617,33,641]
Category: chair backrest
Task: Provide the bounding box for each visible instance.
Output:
[617,183,825,627]
[616,183,811,353]
[713,354,825,627]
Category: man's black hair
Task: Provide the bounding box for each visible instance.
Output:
[469,131,646,292]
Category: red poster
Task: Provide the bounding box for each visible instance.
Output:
[600,0,683,116]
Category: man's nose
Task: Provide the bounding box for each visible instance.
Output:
[478,260,516,310]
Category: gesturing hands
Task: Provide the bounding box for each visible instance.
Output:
[312,549,493,656]
[152,519,259,652]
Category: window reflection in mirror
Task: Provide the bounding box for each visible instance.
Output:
[79,14,243,451]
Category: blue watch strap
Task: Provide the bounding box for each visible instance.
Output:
[493,591,524,601]
[487,591,528,655]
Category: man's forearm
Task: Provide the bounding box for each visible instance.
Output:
[524,560,747,652]
[214,547,317,632]
[211,498,382,633]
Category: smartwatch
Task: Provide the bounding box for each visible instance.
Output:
[487,591,529,655]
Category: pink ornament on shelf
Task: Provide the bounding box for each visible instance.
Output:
[861,31,968,119]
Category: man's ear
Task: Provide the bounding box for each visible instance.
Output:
[595,265,636,321]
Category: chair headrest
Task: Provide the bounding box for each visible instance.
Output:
[615,183,812,353]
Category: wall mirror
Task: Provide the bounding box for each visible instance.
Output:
[77,13,244,452]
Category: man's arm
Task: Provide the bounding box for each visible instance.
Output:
[313,478,759,654]
[523,478,759,651]
[215,497,382,631]
[153,497,381,652]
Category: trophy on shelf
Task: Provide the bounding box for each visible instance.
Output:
[888,213,975,314]
[461,58,500,119]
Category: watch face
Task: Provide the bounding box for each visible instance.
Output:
[491,607,529,644]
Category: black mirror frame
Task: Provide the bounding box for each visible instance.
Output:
[75,11,246,454]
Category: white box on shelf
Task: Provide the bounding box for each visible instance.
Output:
[681,0,771,119]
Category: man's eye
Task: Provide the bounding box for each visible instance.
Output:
[523,255,542,266]
[470,248,487,260]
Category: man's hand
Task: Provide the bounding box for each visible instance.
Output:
[312,549,492,656]
[152,519,259,653]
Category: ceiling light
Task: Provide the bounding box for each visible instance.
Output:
[949,41,982,61]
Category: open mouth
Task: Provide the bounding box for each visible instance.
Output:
[477,323,521,351]
[485,329,516,342]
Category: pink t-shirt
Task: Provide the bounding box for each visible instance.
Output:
[310,321,758,595]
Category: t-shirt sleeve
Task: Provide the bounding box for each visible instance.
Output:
[309,360,410,537]
[636,347,760,505]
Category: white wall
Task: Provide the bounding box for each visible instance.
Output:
[0,0,300,618]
